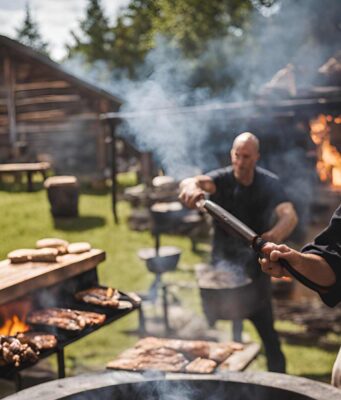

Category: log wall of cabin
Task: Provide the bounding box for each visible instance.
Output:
[0,48,118,178]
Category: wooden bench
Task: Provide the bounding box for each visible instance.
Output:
[0,162,51,191]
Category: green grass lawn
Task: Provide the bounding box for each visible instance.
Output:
[0,181,339,382]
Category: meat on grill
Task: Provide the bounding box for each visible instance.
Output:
[108,337,241,373]
[107,346,188,372]
[16,332,57,350]
[135,337,211,360]
[208,343,234,363]
[0,335,39,367]
[185,357,217,374]
[75,287,120,308]
[27,308,106,331]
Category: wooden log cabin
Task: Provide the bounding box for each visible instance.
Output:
[0,35,123,179]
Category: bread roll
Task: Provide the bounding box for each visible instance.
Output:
[67,242,91,254]
[8,248,58,263]
[36,238,69,255]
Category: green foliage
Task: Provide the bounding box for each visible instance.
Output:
[153,0,252,57]
[66,0,253,78]
[67,0,111,62]
[16,3,49,56]
[108,0,160,76]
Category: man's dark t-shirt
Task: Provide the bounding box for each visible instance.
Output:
[302,204,341,307]
[207,166,288,280]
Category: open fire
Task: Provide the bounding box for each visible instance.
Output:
[310,114,341,187]
[0,299,30,336]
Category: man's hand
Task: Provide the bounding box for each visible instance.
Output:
[179,176,216,209]
[178,183,205,209]
[259,242,298,278]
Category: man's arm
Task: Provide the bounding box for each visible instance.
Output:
[261,202,298,243]
[179,175,216,208]
[260,243,337,287]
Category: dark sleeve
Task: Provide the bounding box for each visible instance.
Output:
[302,204,341,307]
[206,168,230,200]
[206,168,229,187]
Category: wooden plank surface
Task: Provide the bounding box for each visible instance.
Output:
[0,249,105,305]
[0,162,50,173]
[217,342,260,372]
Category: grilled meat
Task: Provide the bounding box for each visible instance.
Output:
[185,357,217,374]
[27,308,106,331]
[0,335,39,367]
[16,332,57,350]
[75,287,120,308]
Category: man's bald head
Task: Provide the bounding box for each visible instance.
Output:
[232,132,259,153]
[230,132,260,185]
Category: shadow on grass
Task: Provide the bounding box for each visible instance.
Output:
[53,215,106,231]
[0,183,45,193]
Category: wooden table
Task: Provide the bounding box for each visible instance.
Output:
[0,249,105,305]
[0,162,51,191]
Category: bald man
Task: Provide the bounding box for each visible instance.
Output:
[179,132,298,373]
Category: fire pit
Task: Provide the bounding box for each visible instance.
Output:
[3,371,340,400]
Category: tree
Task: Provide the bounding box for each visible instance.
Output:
[107,0,253,77]
[16,3,49,56]
[67,0,111,62]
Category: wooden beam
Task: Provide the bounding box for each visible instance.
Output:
[17,109,66,121]
[15,81,71,91]
[3,55,17,144]
[16,94,80,106]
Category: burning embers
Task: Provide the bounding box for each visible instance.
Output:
[310,114,341,187]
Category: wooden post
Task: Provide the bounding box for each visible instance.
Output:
[3,55,17,148]
[108,118,119,224]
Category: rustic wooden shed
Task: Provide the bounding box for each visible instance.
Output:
[0,34,122,178]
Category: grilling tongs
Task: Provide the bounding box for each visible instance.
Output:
[200,199,328,293]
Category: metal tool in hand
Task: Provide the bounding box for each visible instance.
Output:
[199,199,328,293]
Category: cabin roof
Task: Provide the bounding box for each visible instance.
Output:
[0,35,123,106]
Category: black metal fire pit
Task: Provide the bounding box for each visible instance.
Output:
[3,371,341,400]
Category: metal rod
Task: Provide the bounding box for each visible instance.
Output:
[108,118,119,224]
[162,284,170,334]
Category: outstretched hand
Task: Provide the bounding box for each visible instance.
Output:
[178,183,204,209]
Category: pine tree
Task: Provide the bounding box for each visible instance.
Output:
[16,3,49,56]
[67,0,111,62]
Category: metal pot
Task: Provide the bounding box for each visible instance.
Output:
[197,267,271,325]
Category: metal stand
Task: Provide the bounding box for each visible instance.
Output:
[56,348,65,379]
[162,284,170,334]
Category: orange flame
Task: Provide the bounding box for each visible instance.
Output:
[0,315,29,335]
[310,114,341,187]
[0,298,31,335]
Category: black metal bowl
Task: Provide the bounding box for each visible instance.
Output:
[138,246,181,274]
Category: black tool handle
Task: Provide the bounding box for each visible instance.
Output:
[252,237,329,293]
